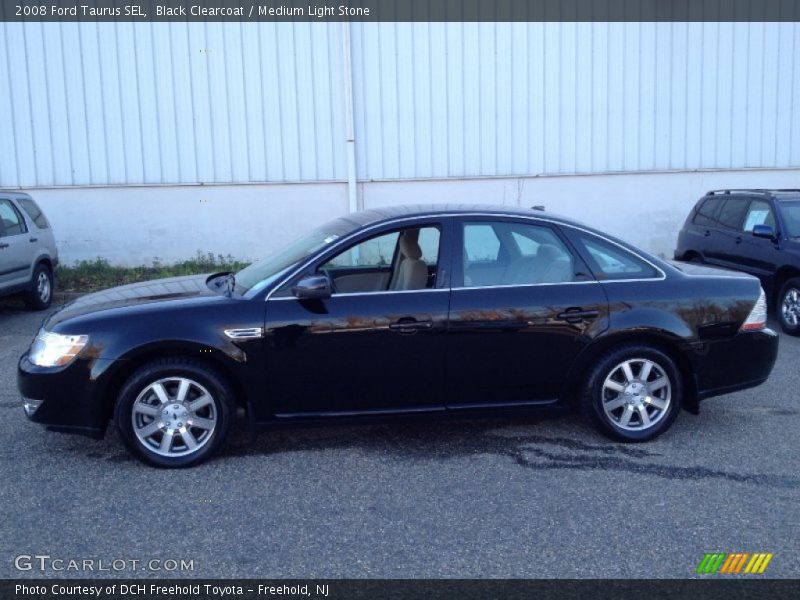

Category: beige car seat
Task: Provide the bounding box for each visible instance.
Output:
[391,232,429,290]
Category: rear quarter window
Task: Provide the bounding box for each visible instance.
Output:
[692,197,722,227]
[17,197,49,229]
[574,232,660,281]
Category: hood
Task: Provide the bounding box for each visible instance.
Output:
[668,260,757,280]
[46,274,222,328]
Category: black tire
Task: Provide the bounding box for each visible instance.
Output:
[686,253,704,264]
[777,277,800,336]
[580,345,682,442]
[114,358,235,468]
[23,263,53,310]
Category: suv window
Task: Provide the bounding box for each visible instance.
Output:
[742,199,776,232]
[716,198,749,230]
[574,232,660,280]
[692,197,722,227]
[0,199,27,237]
[462,221,575,287]
[17,197,49,229]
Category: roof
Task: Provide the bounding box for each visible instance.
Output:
[342,203,589,229]
[706,189,800,200]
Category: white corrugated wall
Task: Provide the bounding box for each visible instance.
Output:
[2,22,799,189]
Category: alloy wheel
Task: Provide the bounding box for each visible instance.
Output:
[601,358,672,431]
[131,377,217,457]
[37,271,51,304]
[782,287,800,327]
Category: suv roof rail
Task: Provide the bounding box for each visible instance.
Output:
[706,188,800,196]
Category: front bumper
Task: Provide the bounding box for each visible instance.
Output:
[17,353,118,439]
[689,328,779,400]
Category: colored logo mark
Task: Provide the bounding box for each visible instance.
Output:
[696,552,773,574]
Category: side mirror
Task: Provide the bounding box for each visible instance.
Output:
[292,274,332,300]
[752,224,776,240]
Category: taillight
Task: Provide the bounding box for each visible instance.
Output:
[740,288,767,332]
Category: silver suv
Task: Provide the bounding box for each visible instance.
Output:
[0,192,58,310]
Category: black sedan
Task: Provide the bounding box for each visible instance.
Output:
[18,205,778,467]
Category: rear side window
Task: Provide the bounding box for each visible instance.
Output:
[17,197,49,229]
[574,233,660,280]
[716,198,749,230]
[692,197,722,226]
[0,199,27,236]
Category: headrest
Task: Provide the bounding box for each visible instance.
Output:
[398,233,423,260]
[536,244,562,261]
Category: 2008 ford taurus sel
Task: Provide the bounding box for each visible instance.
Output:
[18,205,778,467]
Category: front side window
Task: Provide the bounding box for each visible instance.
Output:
[742,199,776,232]
[461,221,576,287]
[321,226,441,293]
[574,233,659,280]
[0,199,27,237]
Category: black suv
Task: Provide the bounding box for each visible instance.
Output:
[676,189,800,335]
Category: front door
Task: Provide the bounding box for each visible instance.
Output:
[732,198,781,286]
[446,218,609,407]
[263,221,451,416]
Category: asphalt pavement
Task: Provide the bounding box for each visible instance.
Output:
[1,296,798,579]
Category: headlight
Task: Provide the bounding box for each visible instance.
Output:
[28,331,89,367]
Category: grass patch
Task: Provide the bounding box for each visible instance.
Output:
[57,252,250,292]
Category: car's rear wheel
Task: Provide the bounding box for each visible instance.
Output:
[581,345,682,442]
[115,359,235,467]
[777,277,800,336]
[23,263,52,310]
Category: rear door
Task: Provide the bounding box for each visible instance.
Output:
[446,217,609,407]
[707,196,750,269]
[0,198,32,289]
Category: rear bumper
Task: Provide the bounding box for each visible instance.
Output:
[687,328,779,400]
[17,353,117,439]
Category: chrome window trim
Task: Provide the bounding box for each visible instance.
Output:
[271,288,450,300]
[264,212,667,301]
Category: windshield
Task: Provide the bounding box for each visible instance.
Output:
[234,217,360,295]
[779,201,800,238]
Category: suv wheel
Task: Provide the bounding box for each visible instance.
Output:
[580,345,682,442]
[778,277,800,336]
[23,263,52,310]
[115,359,235,467]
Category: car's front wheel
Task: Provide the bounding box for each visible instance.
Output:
[581,345,682,442]
[777,277,800,336]
[115,359,235,467]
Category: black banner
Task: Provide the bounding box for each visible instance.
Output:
[4,579,800,600]
[2,0,800,22]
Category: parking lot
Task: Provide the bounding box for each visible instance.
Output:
[1,297,799,579]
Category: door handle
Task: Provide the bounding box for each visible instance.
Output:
[735,236,743,244]
[389,318,434,333]
[0,242,8,249]
[29,237,38,243]
[704,230,711,237]
[556,308,600,323]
